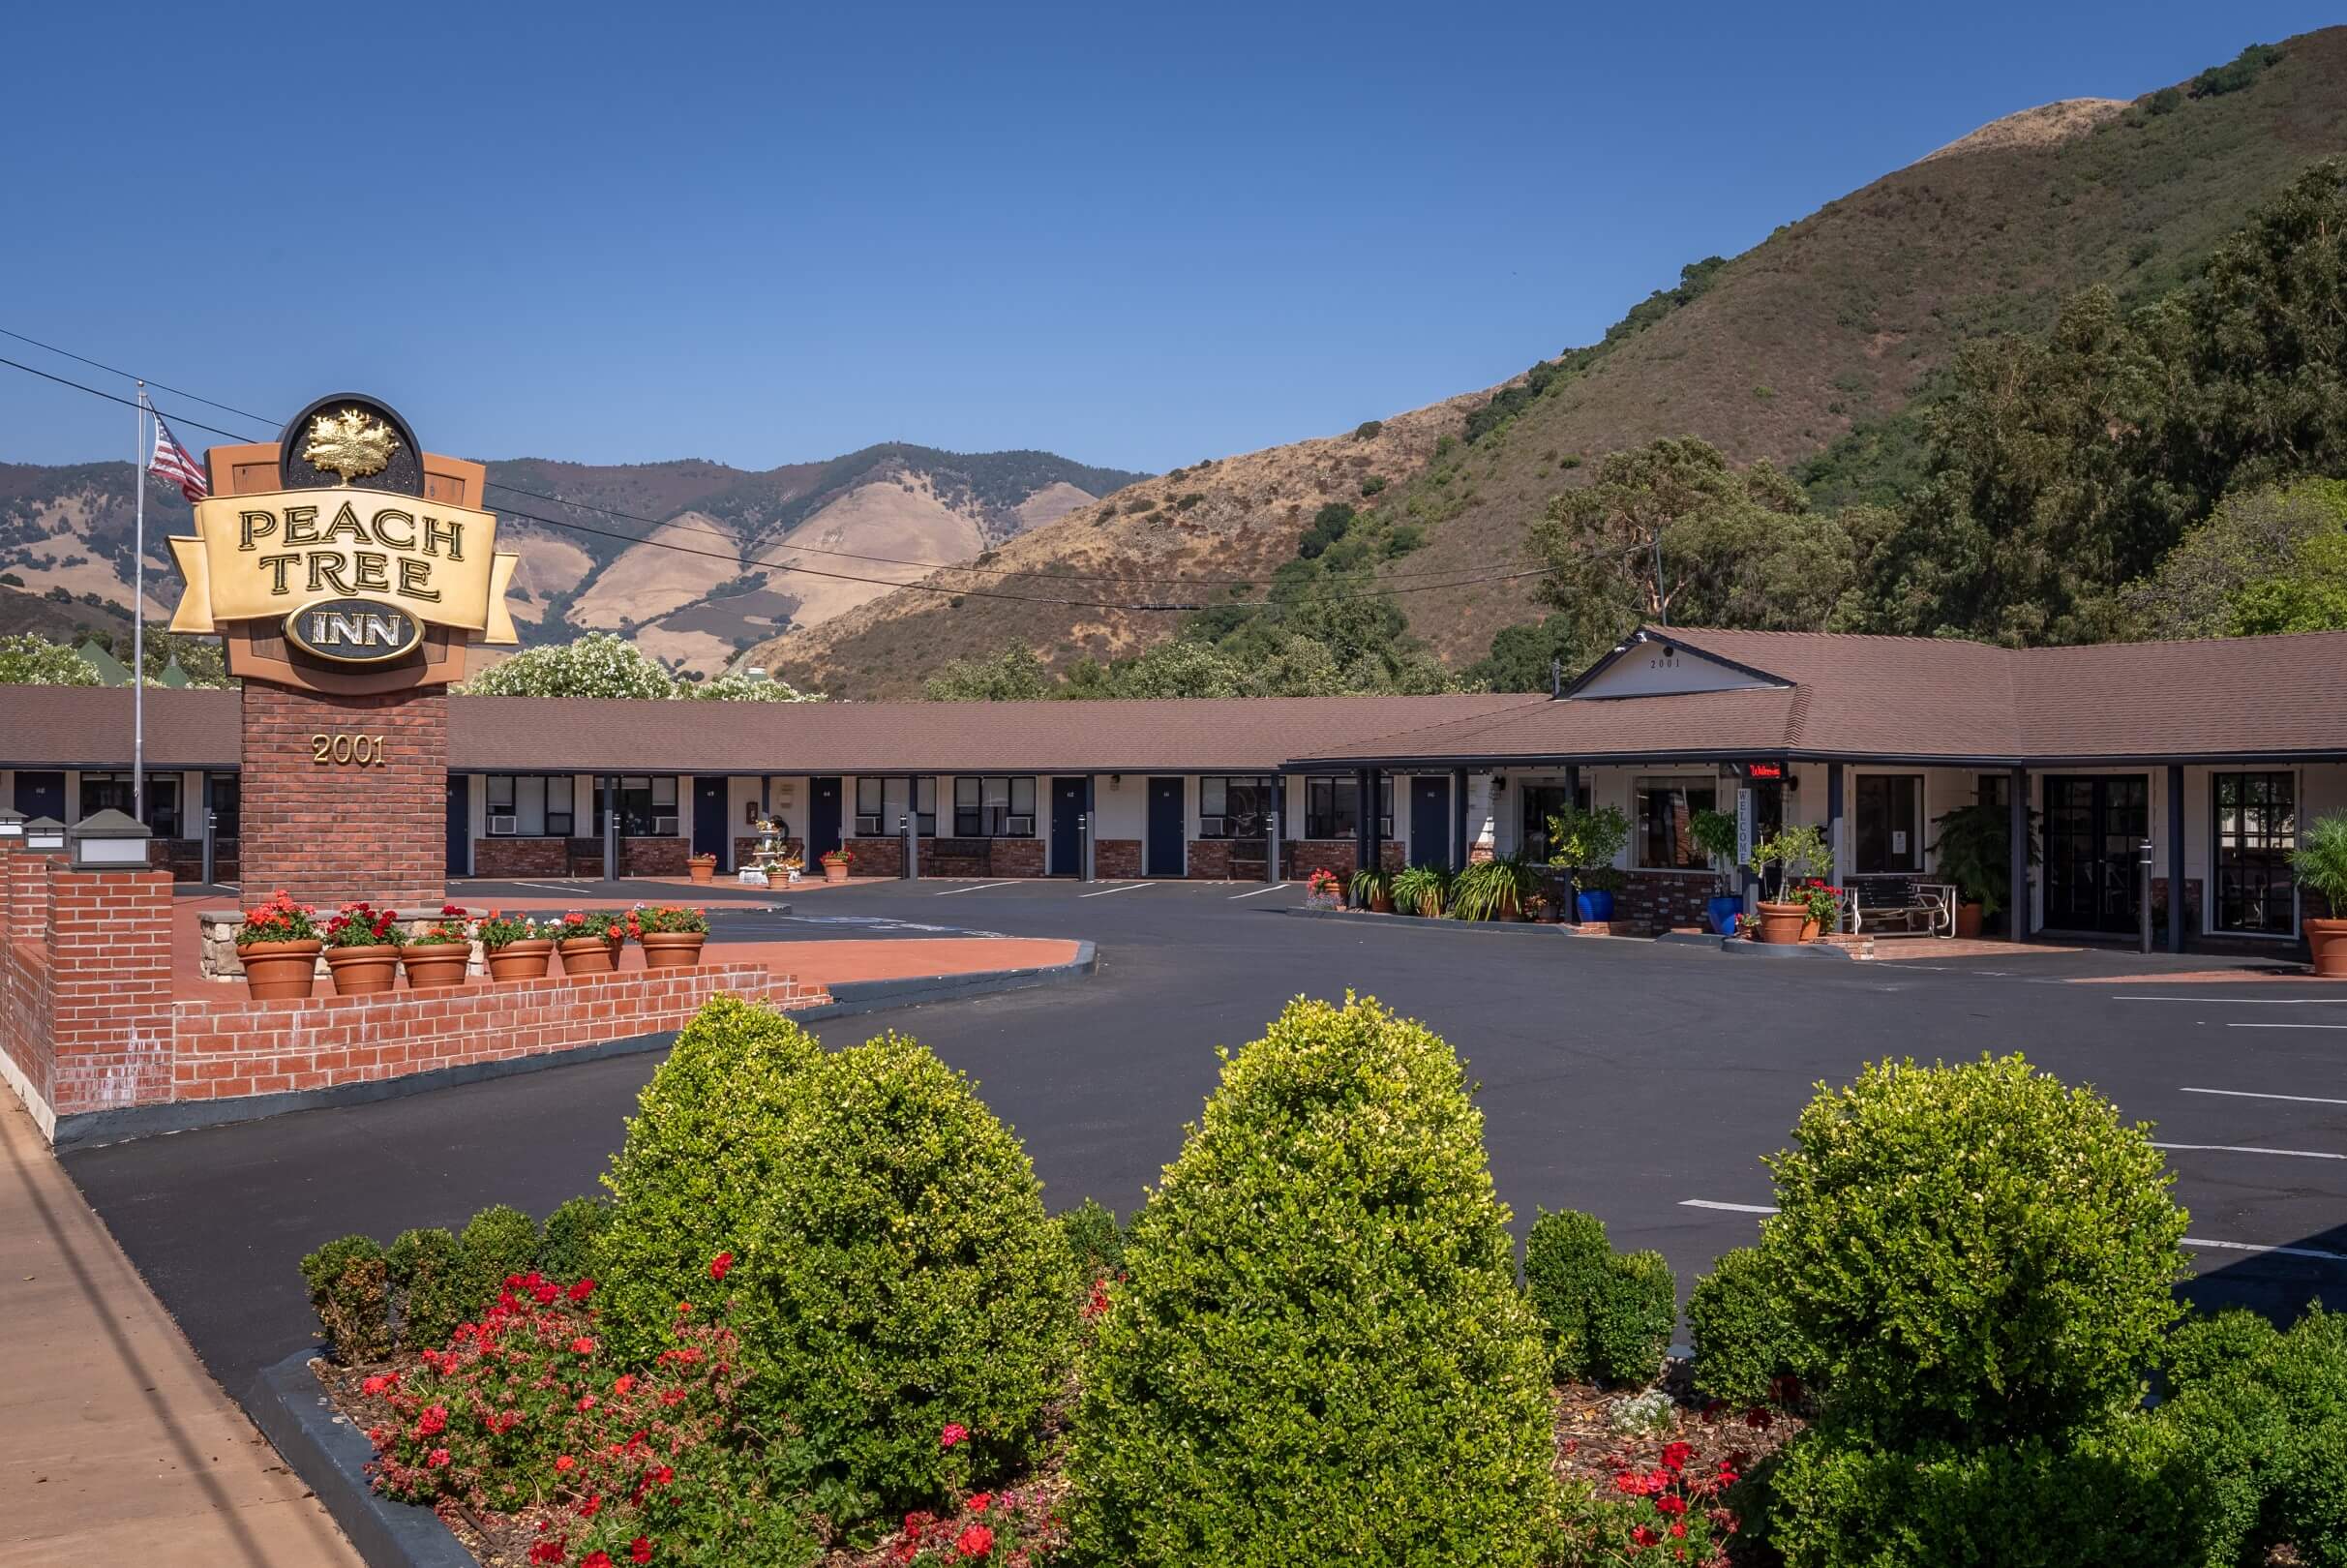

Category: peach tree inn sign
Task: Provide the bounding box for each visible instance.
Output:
[165,393,518,688]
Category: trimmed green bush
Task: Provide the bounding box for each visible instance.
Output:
[594,996,824,1362]
[537,1194,609,1282]
[736,1032,1076,1514]
[1759,1053,2187,1443]
[2155,1305,2347,1565]
[300,1234,391,1362]
[455,1205,539,1312]
[1689,1246,1799,1406]
[1523,1208,1610,1379]
[1069,995,1556,1566]
[2165,1306,2283,1394]
[1760,1419,2216,1567]
[1587,1249,1675,1386]
[1062,1197,1126,1282]
[384,1226,465,1351]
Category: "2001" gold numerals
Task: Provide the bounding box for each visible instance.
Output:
[310,733,388,766]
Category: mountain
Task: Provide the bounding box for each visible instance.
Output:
[754,27,2347,694]
[0,445,1147,671]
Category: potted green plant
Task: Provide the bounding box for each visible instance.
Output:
[555,909,625,975]
[476,911,553,980]
[1391,863,1452,918]
[1748,825,1830,943]
[233,890,321,1002]
[401,904,474,989]
[688,852,718,885]
[2295,812,2347,978]
[1348,865,1393,913]
[1926,803,2035,938]
[320,900,403,996]
[1450,854,1537,920]
[1690,807,1743,934]
[631,903,709,968]
[1547,802,1632,922]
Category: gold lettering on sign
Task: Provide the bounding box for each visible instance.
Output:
[309,733,388,767]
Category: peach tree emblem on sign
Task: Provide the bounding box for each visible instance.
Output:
[301,407,401,484]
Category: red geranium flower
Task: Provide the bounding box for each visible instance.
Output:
[571,1336,596,1355]
[967,1492,993,1513]
[555,1455,578,1473]
[955,1524,994,1559]
[528,1543,564,1565]
[707,1251,733,1282]
[1660,1440,1693,1472]
[582,1553,614,1568]
[569,1278,595,1302]
[630,1539,653,1565]
[940,1422,969,1450]
[1632,1525,1659,1548]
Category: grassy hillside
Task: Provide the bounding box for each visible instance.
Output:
[765,27,2347,692]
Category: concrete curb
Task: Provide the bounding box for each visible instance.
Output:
[1283,906,1612,938]
[246,1351,472,1568]
[53,944,1098,1149]
[1711,935,1855,960]
[790,941,1098,1018]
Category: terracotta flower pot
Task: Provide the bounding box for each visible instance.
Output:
[1801,916,1821,942]
[1756,901,1811,945]
[237,939,321,1001]
[688,859,716,884]
[2308,918,2347,979]
[324,946,401,996]
[1369,890,1394,914]
[401,942,471,989]
[486,939,554,981]
[823,860,849,884]
[559,936,619,976]
[1956,901,1985,940]
[639,931,706,969]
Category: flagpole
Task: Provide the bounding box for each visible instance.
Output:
[133,383,147,829]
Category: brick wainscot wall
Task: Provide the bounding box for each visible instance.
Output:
[0,850,824,1145]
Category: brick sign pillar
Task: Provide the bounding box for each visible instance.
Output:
[240,681,449,908]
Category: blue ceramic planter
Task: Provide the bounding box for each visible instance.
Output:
[1709,894,1745,935]
[1576,890,1615,922]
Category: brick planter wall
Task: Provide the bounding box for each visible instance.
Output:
[623,837,689,877]
[1095,838,1141,879]
[844,837,903,878]
[1282,839,1360,879]
[241,682,448,908]
[1186,840,1235,880]
[1610,871,1719,934]
[474,837,569,877]
[991,838,1047,877]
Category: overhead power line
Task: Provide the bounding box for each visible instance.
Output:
[0,337,1549,613]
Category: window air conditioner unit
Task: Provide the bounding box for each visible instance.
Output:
[1007,815,1034,837]
[652,815,679,836]
[488,814,518,834]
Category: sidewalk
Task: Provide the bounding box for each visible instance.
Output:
[0,1096,360,1567]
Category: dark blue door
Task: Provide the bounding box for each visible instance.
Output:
[1409,775,1452,870]
[14,770,63,822]
[692,776,730,869]
[1050,777,1084,876]
[808,777,843,859]
[445,776,470,876]
[1146,777,1185,877]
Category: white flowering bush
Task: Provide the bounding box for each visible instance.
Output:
[460,633,820,702]
[0,633,102,686]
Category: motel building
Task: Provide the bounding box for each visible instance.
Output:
[1,624,2341,953]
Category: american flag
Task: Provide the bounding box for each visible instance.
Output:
[148,410,209,502]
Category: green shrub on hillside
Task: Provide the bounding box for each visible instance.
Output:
[456,1206,539,1312]
[301,1234,391,1363]
[594,997,824,1362]
[1759,1053,2187,1444]
[1689,1246,1800,1406]
[385,1226,466,1350]
[736,1033,1076,1513]
[537,1194,610,1282]
[1069,995,1555,1566]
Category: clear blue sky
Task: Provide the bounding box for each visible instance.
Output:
[2,1,2334,475]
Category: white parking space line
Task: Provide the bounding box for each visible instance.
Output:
[2182,1087,2347,1107]
[1680,1199,2347,1265]
[2153,1140,2347,1161]
[933,882,1018,896]
[1227,883,1289,900]
[2230,1022,2347,1031]
[2117,995,2347,1005]
[508,880,589,893]
[1077,881,1153,898]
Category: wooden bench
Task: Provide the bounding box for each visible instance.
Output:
[1849,875,1957,937]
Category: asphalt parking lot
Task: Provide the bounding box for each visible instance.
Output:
[75,875,2347,1399]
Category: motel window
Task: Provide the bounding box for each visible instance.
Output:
[856,777,936,836]
[953,776,1037,837]
[1304,775,1392,840]
[2213,771,2296,936]
[1199,776,1278,839]
[205,774,240,840]
[593,775,678,837]
[1855,774,1923,874]
[1519,780,1591,862]
[487,774,577,836]
[1634,776,1717,870]
[77,771,180,839]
